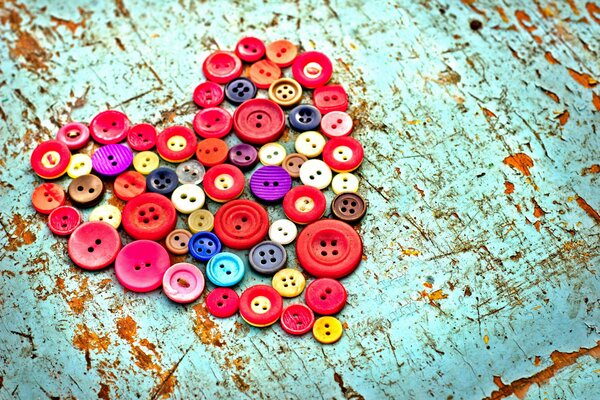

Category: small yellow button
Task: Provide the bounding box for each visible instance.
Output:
[295,131,326,158]
[188,209,214,233]
[250,296,271,314]
[167,135,187,152]
[312,316,343,344]
[67,153,92,179]
[331,173,359,194]
[89,205,122,229]
[258,142,287,166]
[268,78,302,107]
[272,268,305,298]
[133,151,160,175]
[214,174,234,190]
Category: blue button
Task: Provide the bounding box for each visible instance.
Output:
[189,231,221,262]
[225,78,257,105]
[147,167,178,195]
[206,252,245,287]
[288,105,321,132]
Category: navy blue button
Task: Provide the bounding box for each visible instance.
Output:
[146,167,178,195]
[288,105,321,132]
[206,252,245,287]
[225,78,257,105]
[189,231,221,262]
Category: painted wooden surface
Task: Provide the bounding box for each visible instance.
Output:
[1,0,599,399]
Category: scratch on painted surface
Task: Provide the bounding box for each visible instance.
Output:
[576,196,600,223]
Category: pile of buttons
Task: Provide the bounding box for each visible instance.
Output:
[30,37,367,344]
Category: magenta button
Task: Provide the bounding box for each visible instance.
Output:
[162,263,205,303]
[115,240,170,292]
[92,144,133,176]
[56,122,90,150]
[249,166,292,202]
[89,110,130,144]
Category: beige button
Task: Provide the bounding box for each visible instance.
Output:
[295,131,326,158]
[331,173,359,194]
[299,159,332,189]
[272,268,305,298]
[214,174,234,190]
[171,184,206,214]
[258,142,287,166]
[188,209,214,233]
[268,78,302,107]
[250,296,271,314]
[89,205,121,228]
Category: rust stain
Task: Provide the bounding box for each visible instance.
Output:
[402,248,421,256]
[231,374,250,392]
[131,345,161,373]
[5,214,37,251]
[495,6,510,22]
[556,110,570,125]
[153,371,177,399]
[192,303,224,347]
[50,8,88,35]
[114,0,131,18]
[116,315,137,343]
[419,288,448,305]
[567,68,598,88]
[533,220,542,232]
[333,372,366,400]
[586,2,600,23]
[567,0,580,15]
[592,92,600,111]
[534,355,541,366]
[72,323,111,369]
[504,181,515,194]
[482,108,497,118]
[460,0,487,16]
[515,10,542,43]
[539,87,559,102]
[437,68,461,85]
[581,164,600,175]
[98,383,110,400]
[8,31,51,72]
[576,196,600,223]
[532,199,546,218]
[413,184,425,197]
[503,153,534,176]
[544,51,560,65]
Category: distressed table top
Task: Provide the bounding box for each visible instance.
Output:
[1,0,599,399]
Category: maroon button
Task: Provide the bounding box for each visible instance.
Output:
[331,193,367,224]
[56,122,90,150]
[193,81,224,108]
[228,143,258,171]
[202,51,242,84]
[89,110,130,144]
[233,99,285,145]
[192,107,232,139]
[280,303,315,335]
[127,123,157,151]
[305,278,347,315]
[235,37,266,62]
[68,221,121,270]
[48,206,81,236]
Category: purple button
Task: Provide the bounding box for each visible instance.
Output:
[249,166,292,202]
[92,144,133,177]
[56,122,90,150]
[228,143,258,171]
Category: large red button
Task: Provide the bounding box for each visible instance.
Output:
[48,206,81,236]
[196,138,228,167]
[322,136,364,172]
[68,221,121,270]
[206,288,239,318]
[127,123,157,151]
[192,107,232,139]
[31,183,65,214]
[203,164,245,202]
[233,98,285,145]
[291,51,333,89]
[313,85,348,114]
[193,81,224,108]
[239,285,283,327]
[89,110,130,144]
[30,140,71,179]
[305,278,347,315]
[115,240,170,292]
[202,51,242,84]
[114,171,146,201]
[214,199,269,249]
[282,185,326,225]
[156,126,197,162]
[280,303,315,335]
[235,37,266,62]
[122,193,176,241]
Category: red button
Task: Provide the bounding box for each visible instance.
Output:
[233,98,285,145]
[203,164,245,202]
[56,122,90,150]
[248,59,282,89]
[114,171,146,201]
[305,278,347,315]
[127,123,157,151]
[31,183,65,214]
[48,206,81,236]
[192,107,232,139]
[196,138,228,167]
[193,81,224,108]
[235,37,266,63]
[206,288,239,318]
[214,199,269,249]
[114,240,170,292]
[313,85,348,114]
[202,51,242,84]
[322,136,364,172]
[296,219,362,279]
[122,193,177,241]
[282,185,326,225]
[68,221,121,270]
[89,110,130,144]
[265,40,298,67]
[239,285,283,326]
[280,303,315,335]
[292,51,333,89]
[156,126,197,162]
[320,111,353,138]
[30,140,71,179]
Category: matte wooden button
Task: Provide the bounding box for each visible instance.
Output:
[313,85,348,114]
[114,240,170,292]
[331,193,367,224]
[68,174,104,208]
[202,164,245,203]
[321,111,353,138]
[235,36,265,62]
[127,123,157,151]
[89,204,122,229]
[32,183,65,214]
[299,159,332,190]
[122,193,177,241]
[206,252,245,287]
[92,144,133,177]
[188,209,214,233]
[233,98,285,145]
[156,126,197,163]
[162,263,205,303]
[239,285,283,327]
[268,78,302,107]
[176,160,205,185]
[248,59,282,89]
[258,142,286,166]
[68,221,121,270]
[295,131,326,158]
[268,219,298,245]
[133,151,160,175]
[114,171,146,201]
[202,51,242,84]
[89,110,130,144]
[322,136,364,172]
[48,206,81,236]
[249,241,287,275]
[265,39,298,67]
[213,199,269,250]
[305,278,347,315]
[196,138,228,167]
[67,153,92,179]
[282,185,326,225]
[331,173,359,194]
[206,288,239,318]
[193,81,224,108]
[171,184,205,214]
[292,51,333,89]
[30,140,71,179]
[313,316,343,344]
[282,153,307,178]
[192,107,232,139]
[280,303,315,335]
[165,229,192,255]
[56,122,90,150]
[272,268,305,298]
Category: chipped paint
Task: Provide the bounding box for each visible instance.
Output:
[503,153,534,176]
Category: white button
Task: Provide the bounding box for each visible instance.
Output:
[295,131,326,158]
[258,142,286,166]
[299,159,332,190]
[67,153,92,179]
[331,173,359,194]
[89,205,121,228]
[171,184,206,214]
[333,145,353,162]
[268,219,298,245]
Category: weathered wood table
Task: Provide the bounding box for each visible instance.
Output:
[1,0,599,399]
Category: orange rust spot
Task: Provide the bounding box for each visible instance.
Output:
[544,51,560,65]
[192,303,224,347]
[567,0,580,15]
[482,108,497,118]
[8,31,50,72]
[116,316,138,343]
[50,14,85,34]
[132,345,161,372]
[231,374,250,392]
[556,110,570,125]
[6,214,37,251]
[540,87,559,102]
[515,204,522,213]
[495,6,509,22]
[576,196,600,223]
[587,2,600,23]
[423,282,433,289]
[515,10,542,43]
[582,164,600,175]
[504,181,515,194]
[420,289,448,305]
[592,92,600,111]
[503,153,534,176]
[460,0,487,16]
[532,199,546,218]
[413,184,425,197]
[510,252,522,261]
[402,248,421,256]
[533,220,541,232]
[153,371,177,399]
[98,383,110,400]
[534,355,541,366]
[567,68,598,88]
[73,324,111,352]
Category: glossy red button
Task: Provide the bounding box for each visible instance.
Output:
[202,51,242,84]
[206,288,239,318]
[68,221,121,270]
[313,85,348,114]
[305,278,347,315]
[114,171,146,201]
[320,111,353,138]
[292,51,333,89]
[89,110,130,144]
[265,40,298,67]
[156,126,197,162]
[193,81,224,108]
[282,185,326,225]
[192,107,232,139]
[322,136,364,172]
[248,59,282,89]
[239,285,283,326]
[48,206,81,236]
[127,123,157,151]
[30,140,71,179]
[203,164,245,202]
[162,262,205,303]
[296,219,362,279]
[56,122,90,150]
[280,303,315,335]
[31,183,65,214]
[214,199,269,249]
[115,240,170,292]
[196,138,228,167]
[122,193,177,241]
[235,36,266,62]
[233,98,285,145]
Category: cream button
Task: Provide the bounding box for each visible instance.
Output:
[258,142,287,166]
[268,219,298,245]
[299,159,332,190]
[67,153,92,178]
[89,204,121,228]
[295,131,326,158]
[171,184,206,214]
[331,172,359,194]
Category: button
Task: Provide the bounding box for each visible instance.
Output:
[214,199,269,250]
[68,174,104,207]
[66,153,93,178]
[268,219,298,245]
[272,268,306,298]
[206,288,239,318]
[127,123,157,151]
[280,303,315,335]
[249,166,292,202]
[114,171,146,201]
[235,36,265,62]
[206,252,245,287]
[162,263,205,304]
[295,131,326,158]
[68,221,121,270]
[48,206,81,236]
[193,81,224,108]
[192,107,232,139]
[156,126,197,163]
[189,231,221,262]
[313,316,343,344]
[313,85,348,114]
[331,173,359,194]
[288,105,321,132]
[30,140,71,179]
[305,278,347,315]
[176,160,205,185]
[292,51,333,89]
[122,192,177,241]
[299,159,332,190]
[202,164,245,203]
[171,184,205,214]
[233,98,285,145]
[56,122,90,150]
[239,285,283,327]
[249,241,287,274]
[267,78,302,107]
[320,111,353,138]
[282,153,307,178]
[196,138,228,167]
[331,193,367,224]
[203,51,242,84]
[228,143,258,171]
[89,110,130,144]
[92,144,133,177]
[322,136,364,172]
[165,229,192,255]
[258,142,287,166]
[282,185,327,225]
[248,59,282,89]
[114,240,170,292]
[89,205,122,229]
[188,209,214,233]
[225,77,257,105]
[265,39,298,67]
[133,151,160,175]
[296,219,362,279]
[146,167,179,196]
[32,183,65,214]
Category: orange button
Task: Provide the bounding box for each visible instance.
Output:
[196,138,228,167]
[265,40,298,67]
[248,60,281,89]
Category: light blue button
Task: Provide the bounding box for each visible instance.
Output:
[206,252,245,287]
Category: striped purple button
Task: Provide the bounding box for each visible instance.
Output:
[249,166,292,202]
[92,144,133,176]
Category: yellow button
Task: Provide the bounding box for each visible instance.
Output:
[167,135,187,151]
[331,173,359,194]
[250,296,271,314]
[67,153,92,178]
[272,268,305,298]
[188,209,214,233]
[258,142,286,166]
[312,316,343,344]
[268,78,302,107]
[133,151,160,175]
[89,205,121,229]
[295,131,326,158]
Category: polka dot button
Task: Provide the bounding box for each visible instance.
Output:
[56,122,90,150]
[280,303,315,336]
[133,151,160,175]
[331,193,367,224]
[92,144,133,177]
[320,111,353,138]
[268,219,298,245]
[30,140,71,179]
[68,221,121,270]
[193,81,224,108]
[225,77,257,105]
[67,153,92,179]
[48,206,81,236]
[147,167,179,196]
[288,105,321,132]
[235,36,265,62]
[114,240,170,292]
[31,183,65,214]
[313,85,348,114]
[228,143,259,171]
[265,39,298,67]
[188,209,214,233]
[248,59,282,89]
[156,126,197,163]
[239,285,283,327]
[89,204,122,229]
[127,123,157,151]
[176,160,205,185]
[305,278,347,315]
[295,131,326,158]
[268,78,302,107]
[249,241,287,275]
[68,174,104,207]
[331,173,359,194]
[313,316,343,344]
[171,184,205,214]
[121,193,177,241]
[258,142,286,166]
[202,51,242,84]
[162,263,205,304]
[189,231,221,262]
[89,110,130,144]
[206,288,239,318]
[291,51,333,89]
[299,159,332,189]
[206,252,245,287]
[165,229,192,255]
[196,138,228,167]
[272,268,306,298]
[192,107,232,139]
[282,153,307,178]
[283,185,327,225]
[114,171,146,201]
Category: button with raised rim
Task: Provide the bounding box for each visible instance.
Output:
[313,85,348,114]
[89,110,130,144]
[189,231,221,262]
[249,241,287,275]
[196,138,228,167]
[305,278,347,315]
[282,153,307,178]
[322,136,363,172]
[89,204,122,229]
[48,206,81,236]
[258,142,287,166]
[265,39,298,67]
[249,166,292,203]
[288,105,321,132]
[235,36,265,62]
[228,143,258,171]
[171,184,205,214]
[280,303,315,335]
[331,193,367,224]
[313,316,343,344]
[133,151,160,175]
[127,123,157,151]
[32,183,65,214]
[67,153,93,179]
[206,288,239,318]
[146,167,179,196]
[114,240,170,292]
[176,159,205,185]
[233,98,285,145]
[192,107,232,139]
[165,229,192,255]
[239,285,283,327]
[272,268,306,298]
[225,77,257,105]
[202,51,242,84]
[206,252,245,287]
[156,126,197,163]
[68,174,104,207]
[188,209,214,233]
[268,78,302,107]
[68,221,121,270]
[299,159,332,190]
[30,140,71,179]
[92,144,133,177]
[162,263,205,304]
[282,185,327,225]
[268,219,298,245]
[213,199,269,250]
[320,111,353,138]
[202,164,245,202]
[114,171,146,201]
[331,173,359,194]
[248,59,282,89]
[295,130,326,158]
[193,81,224,108]
[56,122,90,150]
[292,51,333,89]
[122,192,177,241]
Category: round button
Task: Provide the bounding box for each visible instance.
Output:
[206,252,245,287]
[292,51,333,89]
[280,303,315,335]
[272,268,306,298]
[193,81,224,108]
[189,231,221,262]
[296,219,362,279]
[228,143,259,171]
[162,263,205,304]
[114,171,146,201]
[249,241,287,275]
[214,200,269,250]
[249,166,292,202]
[268,78,302,107]
[331,193,367,224]
[156,126,197,162]
[32,183,65,214]
[282,185,326,225]
[233,98,286,145]
[313,316,343,344]
[176,159,205,185]
[89,110,130,144]
[165,229,192,255]
[331,173,359,194]
[188,209,214,233]
[206,288,239,318]
[48,206,81,236]
[239,285,283,327]
[56,122,90,150]
[225,77,257,105]
[122,192,177,241]
[66,153,92,179]
[171,184,206,214]
[288,105,321,132]
[235,36,265,62]
[203,164,245,202]
[146,167,179,196]
[68,174,104,207]
[89,204,122,229]
[295,131,326,158]
[192,107,232,139]
[114,240,170,292]
[203,51,242,84]
[248,59,282,89]
[258,142,287,166]
[305,278,347,315]
[268,219,298,245]
[313,85,348,114]
[68,221,121,270]
[321,111,353,138]
[30,140,71,179]
[265,40,298,67]
[92,144,133,177]
[282,153,307,178]
[133,151,160,175]
[196,138,228,167]
[299,159,332,189]
[127,123,157,151]
[322,136,364,172]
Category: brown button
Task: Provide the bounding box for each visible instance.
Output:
[68,174,104,207]
[282,153,307,178]
[267,78,302,107]
[165,229,192,255]
[331,193,367,224]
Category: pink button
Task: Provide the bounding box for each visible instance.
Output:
[320,111,353,138]
[162,263,205,303]
[56,122,90,150]
[205,288,239,318]
[115,240,170,292]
